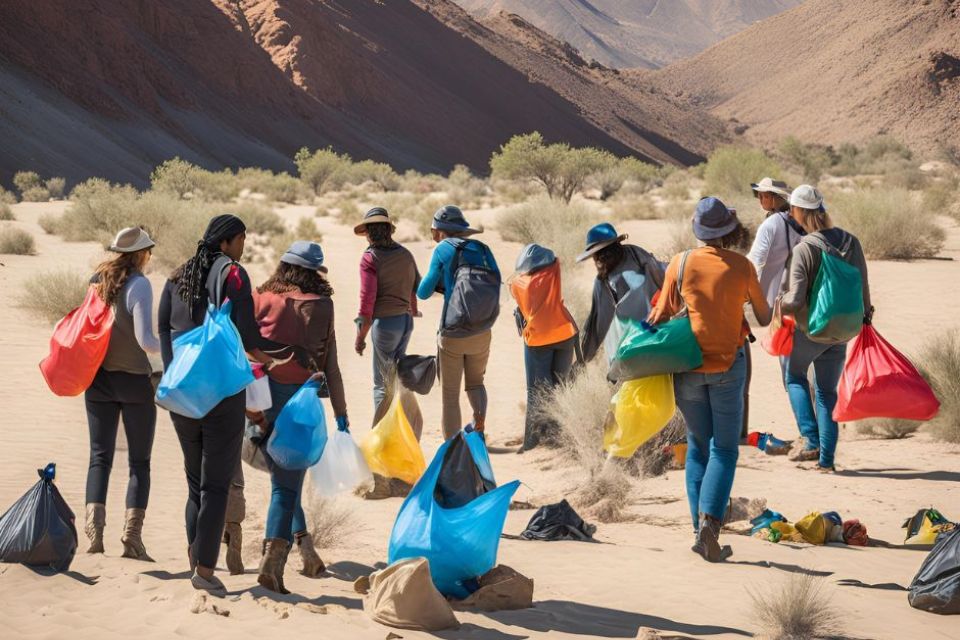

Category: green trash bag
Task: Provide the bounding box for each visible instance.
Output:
[805,233,863,344]
[612,316,704,379]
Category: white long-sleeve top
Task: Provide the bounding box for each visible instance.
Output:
[747,211,804,308]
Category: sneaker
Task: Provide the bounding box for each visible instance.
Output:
[789,446,820,462]
[191,569,226,593]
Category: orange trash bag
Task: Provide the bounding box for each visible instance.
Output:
[761,301,795,356]
[360,394,426,485]
[39,285,114,396]
[833,324,940,422]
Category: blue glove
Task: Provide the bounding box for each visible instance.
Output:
[336,415,349,433]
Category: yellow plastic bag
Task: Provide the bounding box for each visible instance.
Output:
[604,375,676,459]
[360,395,426,485]
[770,521,805,543]
[795,512,828,545]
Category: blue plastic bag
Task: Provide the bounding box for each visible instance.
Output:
[156,301,254,419]
[388,430,519,598]
[267,380,328,470]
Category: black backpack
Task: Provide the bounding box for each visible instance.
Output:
[440,239,501,338]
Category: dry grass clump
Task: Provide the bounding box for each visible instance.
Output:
[0,186,17,205]
[573,464,632,523]
[855,418,921,440]
[607,193,661,222]
[295,216,323,242]
[749,574,843,640]
[18,269,88,323]
[303,492,360,550]
[923,173,959,219]
[234,201,285,236]
[0,202,14,221]
[658,219,697,261]
[0,227,36,254]
[37,213,61,234]
[623,414,686,478]
[497,196,599,266]
[444,164,489,208]
[831,188,944,259]
[918,329,960,443]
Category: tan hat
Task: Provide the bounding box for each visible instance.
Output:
[109,227,155,253]
[354,207,396,236]
[751,177,792,199]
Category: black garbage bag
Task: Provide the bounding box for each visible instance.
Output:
[397,355,437,396]
[434,431,496,509]
[909,526,960,615]
[520,500,596,542]
[0,463,78,572]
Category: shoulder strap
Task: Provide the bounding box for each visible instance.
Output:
[207,255,237,309]
[677,250,691,294]
[804,231,853,261]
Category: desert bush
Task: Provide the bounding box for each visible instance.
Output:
[13,170,42,195]
[662,176,693,201]
[21,187,51,202]
[0,203,13,221]
[151,157,203,198]
[62,178,141,242]
[234,167,302,203]
[0,185,17,204]
[831,188,944,259]
[323,196,361,220]
[345,159,400,192]
[704,146,783,198]
[923,175,959,218]
[833,136,920,183]
[400,169,446,195]
[855,418,921,440]
[608,193,660,222]
[490,177,545,204]
[295,216,323,242]
[445,164,489,206]
[778,136,834,183]
[44,177,66,199]
[234,201,285,236]
[303,493,360,550]
[37,212,61,234]
[0,227,36,254]
[659,219,697,261]
[490,132,611,203]
[497,196,599,266]
[919,330,960,444]
[18,270,88,323]
[749,574,842,640]
[295,146,352,195]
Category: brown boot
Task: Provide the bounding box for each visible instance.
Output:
[257,538,291,594]
[294,531,325,577]
[85,503,106,554]
[223,523,245,575]
[692,513,732,563]
[120,508,154,561]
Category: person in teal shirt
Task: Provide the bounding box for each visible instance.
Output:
[417,205,500,439]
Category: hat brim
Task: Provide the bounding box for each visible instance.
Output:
[432,220,482,236]
[353,217,396,236]
[693,219,739,241]
[751,183,792,199]
[109,239,155,253]
[576,234,628,262]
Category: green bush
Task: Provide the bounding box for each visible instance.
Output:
[0,202,13,221]
[60,178,140,243]
[21,187,51,202]
[703,146,783,198]
[18,270,89,323]
[919,330,960,444]
[295,146,352,195]
[44,177,66,199]
[13,170,42,195]
[151,157,203,198]
[779,136,834,182]
[234,201,286,236]
[236,168,301,203]
[497,196,599,266]
[831,188,944,259]
[345,159,400,191]
[0,227,36,254]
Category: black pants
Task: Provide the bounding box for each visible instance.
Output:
[85,369,157,509]
[170,392,245,570]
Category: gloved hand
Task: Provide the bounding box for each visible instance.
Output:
[864,305,875,325]
[336,415,349,432]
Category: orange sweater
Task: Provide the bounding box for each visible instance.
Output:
[649,247,769,373]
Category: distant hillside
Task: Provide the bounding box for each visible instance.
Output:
[455,0,801,68]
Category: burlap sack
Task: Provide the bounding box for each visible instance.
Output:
[362,558,459,631]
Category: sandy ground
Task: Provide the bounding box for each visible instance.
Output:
[1,200,959,640]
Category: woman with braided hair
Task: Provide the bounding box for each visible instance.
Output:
[158,214,278,592]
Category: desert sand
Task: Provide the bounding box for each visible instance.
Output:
[1,200,959,640]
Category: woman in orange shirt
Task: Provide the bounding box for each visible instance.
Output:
[649,197,771,562]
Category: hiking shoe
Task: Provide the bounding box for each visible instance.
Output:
[789,446,820,462]
[693,514,731,562]
[191,570,226,593]
[816,464,836,473]
[764,442,791,456]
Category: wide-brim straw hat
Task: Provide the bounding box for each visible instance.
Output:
[109,227,155,253]
[751,177,793,200]
[354,207,397,236]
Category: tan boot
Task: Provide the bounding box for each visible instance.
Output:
[120,508,154,561]
[257,538,291,594]
[85,503,106,554]
[294,532,325,577]
[223,523,245,575]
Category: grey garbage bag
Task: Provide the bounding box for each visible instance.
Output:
[909,526,960,615]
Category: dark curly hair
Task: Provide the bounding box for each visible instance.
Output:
[593,242,625,280]
[258,262,333,297]
[365,222,397,249]
[714,221,752,251]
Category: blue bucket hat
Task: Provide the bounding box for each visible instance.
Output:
[432,205,481,236]
[515,243,557,274]
[692,197,738,241]
[576,222,628,262]
[281,240,327,273]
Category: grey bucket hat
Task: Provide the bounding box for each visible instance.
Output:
[692,197,738,241]
[432,205,481,235]
[281,240,328,273]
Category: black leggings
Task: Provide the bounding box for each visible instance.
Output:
[170,392,245,570]
[84,369,157,509]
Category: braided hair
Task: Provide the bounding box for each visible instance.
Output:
[170,214,246,320]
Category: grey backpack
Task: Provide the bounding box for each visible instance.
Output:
[440,239,501,338]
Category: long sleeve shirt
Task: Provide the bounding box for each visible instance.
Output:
[747,211,805,308]
[416,238,500,303]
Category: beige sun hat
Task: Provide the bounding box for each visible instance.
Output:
[109,227,155,253]
[354,207,396,236]
[751,177,793,199]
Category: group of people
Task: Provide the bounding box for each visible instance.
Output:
[76,174,871,597]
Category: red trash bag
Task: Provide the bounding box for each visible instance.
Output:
[761,313,795,357]
[833,324,940,422]
[39,286,114,396]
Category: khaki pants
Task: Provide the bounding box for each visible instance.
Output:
[438,331,492,440]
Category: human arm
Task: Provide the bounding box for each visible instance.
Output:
[747,262,772,327]
[356,252,378,354]
[647,256,681,325]
[747,217,775,282]
[780,244,814,315]
[416,243,448,300]
[323,324,348,420]
[158,281,174,369]
[850,236,873,322]
[126,276,161,355]
[224,265,276,367]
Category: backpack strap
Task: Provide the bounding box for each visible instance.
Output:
[803,231,852,260]
[206,254,237,309]
[674,250,692,318]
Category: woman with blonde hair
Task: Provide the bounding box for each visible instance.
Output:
[83,227,161,561]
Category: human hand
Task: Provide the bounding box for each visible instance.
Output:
[336,415,350,432]
[355,336,366,356]
[245,410,267,430]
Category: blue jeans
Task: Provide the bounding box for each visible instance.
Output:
[264,379,308,542]
[523,337,576,449]
[674,348,747,528]
[371,314,413,412]
[784,331,846,468]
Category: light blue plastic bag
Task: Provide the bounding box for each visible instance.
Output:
[156,301,254,419]
[388,431,519,598]
[266,379,328,470]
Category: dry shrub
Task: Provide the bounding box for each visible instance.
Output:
[749,574,842,640]
[622,414,686,478]
[295,216,323,242]
[45,177,66,199]
[831,188,944,259]
[608,193,660,222]
[18,269,88,323]
[378,192,446,239]
[37,213,60,234]
[658,219,697,261]
[326,197,360,220]
[0,227,36,254]
[303,492,360,550]
[574,464,632,523]
[497,196,599,267]
[662,176,693,201]
[0,186,17,205]
[445,164,489,207]
[919,329,960,443]
[855,418,921,440]
[21,187,51,202]
[490,177,544,204]
[923,174,959,219]
[704,146,783,198]
[0,203,13,221]
[234,201,285,236]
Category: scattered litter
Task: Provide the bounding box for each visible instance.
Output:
[909,527,960,615]
[520,500,597,542]
[903,508,956,547]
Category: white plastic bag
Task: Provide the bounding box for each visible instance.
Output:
[245,369,272,412]
[309,430,374,496]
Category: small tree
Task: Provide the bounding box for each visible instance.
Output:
[490,132,609,203]
[294,147,352,196]
[779,136,834,183]
[13,171,42,196]
[151,157,202,198]
[703,146,784,197]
